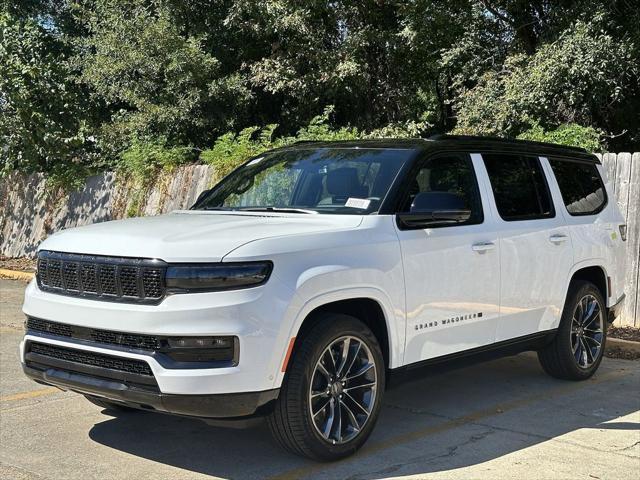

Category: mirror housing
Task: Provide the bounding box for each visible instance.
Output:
[397,192,471,229]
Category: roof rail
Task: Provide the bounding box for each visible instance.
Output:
[428,134,588,153]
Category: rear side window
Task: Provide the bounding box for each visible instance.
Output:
[482,154,554,221]
[549,159,607,215]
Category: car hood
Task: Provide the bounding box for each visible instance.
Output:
[39,211,364,262]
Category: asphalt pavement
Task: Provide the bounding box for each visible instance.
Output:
[1,279,638,479]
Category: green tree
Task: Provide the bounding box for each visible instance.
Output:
[0,10,98,178]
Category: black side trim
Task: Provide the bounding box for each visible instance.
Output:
[387,330,557,388]
[23,364,280,419]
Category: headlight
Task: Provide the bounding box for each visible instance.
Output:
[165,261,273,293]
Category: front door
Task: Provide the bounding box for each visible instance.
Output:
[396,153,501,364]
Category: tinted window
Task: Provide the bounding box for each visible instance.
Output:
[482,154,554,221]
[401,154,483,225]
[549,159,606,215]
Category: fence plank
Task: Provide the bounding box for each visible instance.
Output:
[602,153,618,193]
[627,153,640,326]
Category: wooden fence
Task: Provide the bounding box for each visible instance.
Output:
[600,153,640,327]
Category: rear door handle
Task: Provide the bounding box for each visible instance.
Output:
[472,242,496,252]
[549,234,569,244]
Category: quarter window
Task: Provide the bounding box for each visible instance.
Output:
[482,154,554,221]
[401,154,483,225]
[549,159,606,215]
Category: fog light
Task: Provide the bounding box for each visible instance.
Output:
[167,337,233,349]
[163,336,238,364]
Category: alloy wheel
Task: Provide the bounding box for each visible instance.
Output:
[570,294,604,368]
[308,336,378,445]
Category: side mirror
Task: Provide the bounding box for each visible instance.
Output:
[397,192,471,229]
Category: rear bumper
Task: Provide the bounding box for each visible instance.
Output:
[22,363,279,419]
[608,293,625,323]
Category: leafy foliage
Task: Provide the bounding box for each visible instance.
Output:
[454,20,637,147]
[0,11,99,178]
[2,0,639,190]
[517,124,603,152]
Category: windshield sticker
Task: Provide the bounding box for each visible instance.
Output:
[246,157,264,166]
[345,197,371,210]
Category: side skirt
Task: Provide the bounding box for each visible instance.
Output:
[387,329,558,389]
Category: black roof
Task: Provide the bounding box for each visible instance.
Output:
[287,134,599,163]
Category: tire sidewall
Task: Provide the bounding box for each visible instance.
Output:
[291,314,385,460]
[556,281,607,379]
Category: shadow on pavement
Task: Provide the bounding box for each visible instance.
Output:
[88,353,639,479]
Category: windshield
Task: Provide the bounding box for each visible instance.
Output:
[193,148,414,214]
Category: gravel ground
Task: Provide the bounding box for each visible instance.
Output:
[0,256,36,273]
[609,325,640,342]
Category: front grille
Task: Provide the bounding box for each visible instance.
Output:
[37,251,167,304]
[28,342,153,376]
[26,317,161,351]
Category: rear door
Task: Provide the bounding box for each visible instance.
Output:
[396,152,501,364]
[480,153,573,341]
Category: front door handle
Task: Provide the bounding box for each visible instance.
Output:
[549,234,569,244]
[472,242,496,253]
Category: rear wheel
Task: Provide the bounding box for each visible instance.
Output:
[538,280,606,380]
[268,314,385,461]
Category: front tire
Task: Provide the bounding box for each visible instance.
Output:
[268,314,385,461]
[538,280,607,380]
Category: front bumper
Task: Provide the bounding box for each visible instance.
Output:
[21,339,279,419]
[608,293,625,323]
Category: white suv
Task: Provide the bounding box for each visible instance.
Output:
[21,136,627,461]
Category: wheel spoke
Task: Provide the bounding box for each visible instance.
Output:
[345,381,376,392]
[574,338,583,362]
[583,335,601,347]
[344,391,370,417]
[581,337,593,365]
[322,398,335,437]
[311,390,328,399]
[575,301,584,325]
[583,304,600,328]
[340,399,361,432]
[317,359,332,379]
[335,399,342,443]
[336,338,351,377]
[312,396,331,417]
[325,348,338,376]
[346,362,374,381]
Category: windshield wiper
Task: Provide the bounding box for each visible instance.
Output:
[237,207,318,214]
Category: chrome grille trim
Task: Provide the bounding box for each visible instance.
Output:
[36,250,167,304]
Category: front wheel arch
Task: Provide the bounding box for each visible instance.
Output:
[285,297,391,375]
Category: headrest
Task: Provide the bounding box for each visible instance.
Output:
[326,167,363,197]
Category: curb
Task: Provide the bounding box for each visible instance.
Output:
[606,337,640,355]
[0,269,34,282]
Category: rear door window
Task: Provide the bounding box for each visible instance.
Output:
[548,159,607,215]
[482,154,554,221]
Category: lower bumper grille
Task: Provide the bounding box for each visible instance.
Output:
[26,317,161,351]
[28,342,154,377]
